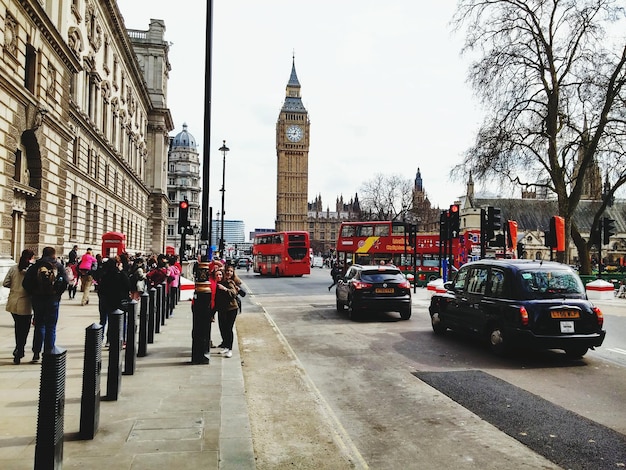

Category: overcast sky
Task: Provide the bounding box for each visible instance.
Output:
[117,1,485,240]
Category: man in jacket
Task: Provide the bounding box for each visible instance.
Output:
[22,246,68,360]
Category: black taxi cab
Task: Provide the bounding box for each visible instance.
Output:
[428,259,605,358]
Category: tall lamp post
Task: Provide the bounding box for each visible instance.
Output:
[218,140,229,257]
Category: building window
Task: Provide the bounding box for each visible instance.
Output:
[70,195,78,240]
[24,43,37,93]
[167,225,174,237]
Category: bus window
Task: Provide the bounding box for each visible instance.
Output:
[355,254,372,265]
[392,224,405,235]
[357,225,374,237]
[341,225,355,237]
[374,225,389,236]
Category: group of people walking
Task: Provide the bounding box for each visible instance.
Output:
[3,246,189,363]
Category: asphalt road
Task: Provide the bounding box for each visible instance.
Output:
[236,266,626,469]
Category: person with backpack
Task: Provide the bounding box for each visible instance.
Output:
[3,249,35,364]
[22,246,68,361]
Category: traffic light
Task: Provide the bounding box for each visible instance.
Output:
[486,206,502,240]
[544,230,556,248]
[603,217,616,245]
[449,204,460,237]
[178,199,189,233]
[550,216,565,251]
[506,220,518,250]
[439,210,448,241]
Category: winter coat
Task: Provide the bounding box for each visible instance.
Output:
[215,279,238,313]
[3,265,32,315]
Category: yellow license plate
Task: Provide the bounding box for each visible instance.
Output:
[550,311,580,319]
[375,288,394,294]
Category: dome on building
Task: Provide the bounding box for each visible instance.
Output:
[171,123,197,148]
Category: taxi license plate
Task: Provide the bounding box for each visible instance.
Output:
[560,321,575,333]
[550,310,580,319]
[375,288,394,294]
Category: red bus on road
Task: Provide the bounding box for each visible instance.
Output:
[335,221,465,286]
[253,231,311,277]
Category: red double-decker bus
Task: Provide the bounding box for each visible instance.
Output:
[252,231,311,277]
[335,221,467,286]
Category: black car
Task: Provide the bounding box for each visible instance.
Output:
[429,259,605,357]
[336,264,412,321]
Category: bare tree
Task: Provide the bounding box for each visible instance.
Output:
[359,173,414,221]
[452,0,626,272]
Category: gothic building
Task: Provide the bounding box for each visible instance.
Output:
[275,58,310,232]
[0,1,172,291]
[167,123,201,253]
[411,167,440,232]
[307,194,361,254]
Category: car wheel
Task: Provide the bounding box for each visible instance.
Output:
[431,313,447,334]
[488,324,509,356]
[400,306,411,320]
[565,346,588,359]
[347,298,359,321]
[428,274,438,282]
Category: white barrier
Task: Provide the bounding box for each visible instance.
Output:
[585,279,614,300]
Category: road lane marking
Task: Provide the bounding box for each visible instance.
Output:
[608,348,626,355]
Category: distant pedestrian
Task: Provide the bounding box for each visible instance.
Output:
[328,263,341,291]
[97,256,131,346]
[65,261,78,299]
[3,249,35,364]
[68,245,78,265]
[78,248,97,305]
[22,246,68,360]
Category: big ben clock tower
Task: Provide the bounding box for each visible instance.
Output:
[275,57,310,232]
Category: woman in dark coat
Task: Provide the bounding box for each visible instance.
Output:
[97,256,131,346]
[214,267,239,358]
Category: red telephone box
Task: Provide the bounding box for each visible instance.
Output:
[166,246,176,256]
[102,231,127,258]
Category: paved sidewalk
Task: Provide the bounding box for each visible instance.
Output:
[0,290,255,470]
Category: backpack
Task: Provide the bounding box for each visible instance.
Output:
[34,261,59,296]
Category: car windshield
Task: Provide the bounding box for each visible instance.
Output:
[361,271,403,283]
[518,269,585,299]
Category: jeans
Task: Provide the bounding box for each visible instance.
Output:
[32,298,60,353]
[218,308,238,350]
[12,313,32,357]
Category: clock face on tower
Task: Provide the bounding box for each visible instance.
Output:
[286,125,303,142]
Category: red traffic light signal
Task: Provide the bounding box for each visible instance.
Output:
[178,199,189,231]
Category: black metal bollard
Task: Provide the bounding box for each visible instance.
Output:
[123,300,138,375]
[148,287,156,343]
[80,323,102,440]
[161,281,168,323]
[35,346,66,470]
[170,285,179,316]
[104,310,124,401]
[138,292,149,356]
[155,285,162,334]
[191,291,211,364]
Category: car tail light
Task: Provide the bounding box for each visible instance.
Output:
[519,306,529,326]
[419,274,426,281]
[352,280,373,290]
[398,280,411,289]
[592,306,604,327]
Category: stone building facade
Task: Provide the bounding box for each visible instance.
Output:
[166,123,201,254]
[0,1,172,293]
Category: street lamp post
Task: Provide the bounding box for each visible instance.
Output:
[218,140,229,257]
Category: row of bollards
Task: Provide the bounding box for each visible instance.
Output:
[34,281,180,469]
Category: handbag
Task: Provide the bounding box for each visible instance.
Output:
[238,288,246,297]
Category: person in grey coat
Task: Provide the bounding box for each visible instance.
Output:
[3,249,35,364]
